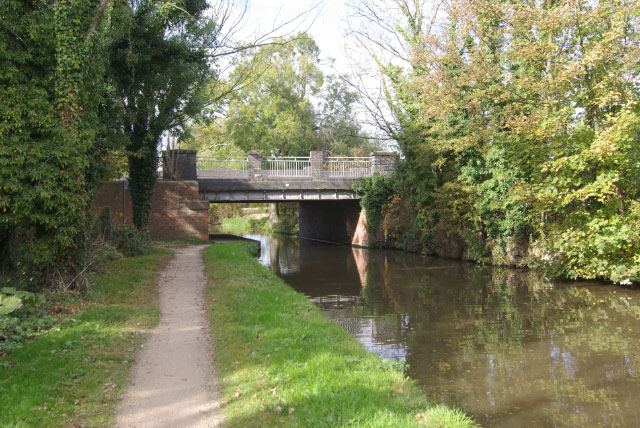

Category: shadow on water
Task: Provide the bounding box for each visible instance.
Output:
[250,234,640,428]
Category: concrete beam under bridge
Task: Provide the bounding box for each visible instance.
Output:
[199,179,361,202]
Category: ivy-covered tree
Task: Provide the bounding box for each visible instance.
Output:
[0,0,114,287]
[107,0,215,233]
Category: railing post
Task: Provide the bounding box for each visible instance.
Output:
[248,150,262,180]
[310,151,324,179]
[371,152,396,177]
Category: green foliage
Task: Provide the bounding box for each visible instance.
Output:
[0,0,114,287]
[195,33,374,157]
[0,294,22,316]
[271,203,299,234]
[376,0,640,281]
[355,174,396,244]
[0,287,55,353]
[208,203,242,227]
[111,225,151,257]
[224,34,321,156]
[108,0,214,233]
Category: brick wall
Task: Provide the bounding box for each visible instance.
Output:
[92,181,209,241]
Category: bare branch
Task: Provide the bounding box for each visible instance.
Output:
[0,17,29,50]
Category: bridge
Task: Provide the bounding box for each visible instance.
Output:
[160,149,395,245]
[93,150,395,245]
[163,150,395,202]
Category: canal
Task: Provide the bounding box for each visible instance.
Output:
[244,234,640,428]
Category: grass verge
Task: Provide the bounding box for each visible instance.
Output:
[0,248,171,428]
[154,237,210,247]
[220,217,269,235]
[204,242,477,427]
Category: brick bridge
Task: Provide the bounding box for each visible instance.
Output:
[94,150,395,245]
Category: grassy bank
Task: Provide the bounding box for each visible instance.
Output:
[220,217,268,235]
[0,248,171,428]
[204,242,476,427]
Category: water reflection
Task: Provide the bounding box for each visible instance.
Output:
[254,234,640,428]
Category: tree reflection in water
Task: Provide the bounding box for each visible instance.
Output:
[255,235,640,428]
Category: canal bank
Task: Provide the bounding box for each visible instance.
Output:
[247,234,640,428]
[203,241,476,427]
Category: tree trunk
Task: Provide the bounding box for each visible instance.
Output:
[128,136,159,235]
[269,203,280,231]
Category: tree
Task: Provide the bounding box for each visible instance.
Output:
[107,0,216,233]
[0,0,115,288]
[350,0,640,282]
[191,33,375,157]
[223,33,322,156]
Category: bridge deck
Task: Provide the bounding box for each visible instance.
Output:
[198,178,361,202]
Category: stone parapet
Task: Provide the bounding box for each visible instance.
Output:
[310,151,325,179]
[371,152,396,177]
[247,150,262,180]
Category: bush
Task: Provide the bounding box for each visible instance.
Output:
[209,204,242,227]
[354,174,396,245]
[247,218,269,234]
[111,225,150,257]
[0,289,56,355]
[271,203,298,234]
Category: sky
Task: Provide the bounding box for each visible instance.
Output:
[239,0,353,73]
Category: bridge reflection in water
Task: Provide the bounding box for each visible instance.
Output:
[246,234,640,428]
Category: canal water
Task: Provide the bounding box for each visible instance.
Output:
[244,234,640,428]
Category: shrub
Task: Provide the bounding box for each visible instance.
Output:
[111,225,150,257]
[0,288,55,355]
[209,204,242,227]
[271,203,298,234]
[247,218,269,234]
[354,174,396,245]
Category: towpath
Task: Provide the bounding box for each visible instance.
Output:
[115,245,222,428]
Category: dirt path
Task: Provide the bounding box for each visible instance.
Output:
[115,245,222,428]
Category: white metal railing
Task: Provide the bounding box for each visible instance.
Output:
[197,157,248,178]
[262,157,311,177]
[326,157,372,178]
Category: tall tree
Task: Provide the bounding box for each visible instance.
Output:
[0,0,114,287]
[192,33,373,157]
[224,33,323,156]
[108,0,215,233]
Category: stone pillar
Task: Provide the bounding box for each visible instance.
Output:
[371,152,396,177]
[310,151,325,179]
[248,150,262,180]
[162,149,198,180]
